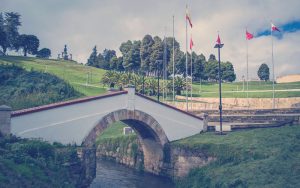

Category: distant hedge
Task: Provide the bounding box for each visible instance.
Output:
[0,64,82,110]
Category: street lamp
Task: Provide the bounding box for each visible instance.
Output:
[214,34,225,135]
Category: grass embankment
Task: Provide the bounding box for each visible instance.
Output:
[0,135,82,188]
[0,64,82,110]
[95,121,136,146]
[188,81,300,98]
[173,126,300,188]
[0,56,107,96]
[97,124,300,187]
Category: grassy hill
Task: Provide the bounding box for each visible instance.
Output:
[1,56,299,100]
[0,56,107,96]
[0,64,83,110]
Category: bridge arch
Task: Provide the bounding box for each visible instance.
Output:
[82,109,169,174]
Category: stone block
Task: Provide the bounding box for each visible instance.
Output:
[123,127,134,135]
[215,124,231,132]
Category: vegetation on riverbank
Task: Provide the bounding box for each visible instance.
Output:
[0,135,83,188]
[173,125,300,188]
[96,123,300,187]
[0,64,82,110]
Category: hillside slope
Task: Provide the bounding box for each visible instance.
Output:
[0,64,82,110]
[0,56,107,96]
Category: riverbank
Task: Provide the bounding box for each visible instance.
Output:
[96,123,300,187]
[0,135,86,187]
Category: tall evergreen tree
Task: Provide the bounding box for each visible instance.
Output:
[149,36,163,74]
[87,46,98,67]
[140,35,154,74]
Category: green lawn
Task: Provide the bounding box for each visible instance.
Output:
[173,125,300,188]
[1,56,299,98]
[0,56,107,96]
[183,81,300,98]
[95,121,136,145]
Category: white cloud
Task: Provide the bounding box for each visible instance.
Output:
[1,0,300,79]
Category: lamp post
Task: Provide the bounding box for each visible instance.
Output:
[214,34,224,135]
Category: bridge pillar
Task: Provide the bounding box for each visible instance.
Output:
[77,147,96,186]
[0,105,12,136]
[202,113,208,132]
[125,85,135,111]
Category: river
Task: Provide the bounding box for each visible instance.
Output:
[89,158,175,188]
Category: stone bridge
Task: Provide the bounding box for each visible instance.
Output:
[0,86,207,177]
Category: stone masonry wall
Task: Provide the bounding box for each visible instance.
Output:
[96,138,215,178]
[173,96,300,110]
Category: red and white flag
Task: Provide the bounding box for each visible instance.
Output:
[271,23,280,32]
[190,36,194,50]
[246,30,254,40]
[186,8,193,28]
[216,34,221,44]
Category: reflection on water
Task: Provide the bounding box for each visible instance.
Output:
[89,158,175,188]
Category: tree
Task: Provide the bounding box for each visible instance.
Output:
[103,49,116,63]
[150,36,163,74]
[193,54,205,81]
[109,56,118,70]
[120,40,133,71]
[257,63,270,81]
[140,35,154,74]
[171,76,186,95]
[208,54,216,61]
[87,46,98,67]
[204,60,218,81]
[36,48,51,58]
[97,53,109,69]
[3,12,21,53]
[0,13,8,54]
[222,61,236,82]
[17,34,39,56]
[121,40,141,72]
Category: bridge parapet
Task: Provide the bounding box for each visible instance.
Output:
[0,105,12,136]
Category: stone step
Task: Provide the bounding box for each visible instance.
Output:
[208,120,292,131]
[192,108,300,116]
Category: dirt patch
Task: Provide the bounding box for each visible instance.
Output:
[277,74,300,83]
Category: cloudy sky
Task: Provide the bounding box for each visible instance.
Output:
[2,0,300,80]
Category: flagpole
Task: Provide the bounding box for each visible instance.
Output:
[185,5,188,111]
[190,36,193,110]
[163,34,166,102]
[246,29,249,108]
[271,28,275,108]
[172,15,175,104]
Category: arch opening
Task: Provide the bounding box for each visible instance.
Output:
[82,109,169,174]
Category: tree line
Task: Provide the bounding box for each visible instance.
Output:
[0,12,51,58]
[87,34,236,82]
